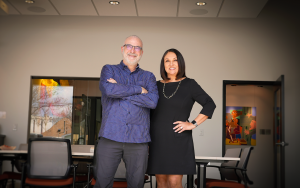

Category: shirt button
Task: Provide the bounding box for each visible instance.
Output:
[126,123,128,125]
[128,112,130,114]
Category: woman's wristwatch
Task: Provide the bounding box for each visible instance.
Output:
[191,120,198,127]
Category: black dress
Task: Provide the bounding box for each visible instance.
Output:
[148,78,216,174]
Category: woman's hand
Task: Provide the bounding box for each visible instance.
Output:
[107,78,117,83]
[173,121,196,133]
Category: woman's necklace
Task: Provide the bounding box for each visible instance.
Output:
[163,80,182,99]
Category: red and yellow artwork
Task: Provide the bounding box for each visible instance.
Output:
[226,107,256,146]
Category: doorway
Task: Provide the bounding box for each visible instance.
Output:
[222,75,285,188]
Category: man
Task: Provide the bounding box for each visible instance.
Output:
[95,35,159,188]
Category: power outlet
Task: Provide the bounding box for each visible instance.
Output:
[199,129,204,136]
[13,124,18,131]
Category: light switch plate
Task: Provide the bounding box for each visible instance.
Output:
[199,129,204,136]
[13,124,17,131]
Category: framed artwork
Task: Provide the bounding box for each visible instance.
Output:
[225,106,256,146]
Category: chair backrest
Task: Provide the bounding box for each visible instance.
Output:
[27,138,72,179]
[236,147,254,183]
[220,148,242,181]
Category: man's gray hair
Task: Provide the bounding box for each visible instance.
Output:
[125,35,143,47]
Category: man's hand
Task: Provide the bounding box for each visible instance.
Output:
[107,78,117,83]
[141,87,148,94]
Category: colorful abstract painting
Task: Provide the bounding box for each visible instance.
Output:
[225,106,257,146]
[30,79,73,138]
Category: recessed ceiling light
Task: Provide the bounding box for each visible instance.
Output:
[25,0,35,3]
[196,2,206,6]
[109,1,120,5]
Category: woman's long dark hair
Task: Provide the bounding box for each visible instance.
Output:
[160,48,186,80]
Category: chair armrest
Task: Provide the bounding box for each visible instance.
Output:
[87,163,94,168]
[70,163,78,174]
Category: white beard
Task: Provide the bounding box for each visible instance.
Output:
[123,51,142,65]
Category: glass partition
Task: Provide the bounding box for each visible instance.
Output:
[28,77,101,145]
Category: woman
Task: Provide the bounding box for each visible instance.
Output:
[148,49,216,188]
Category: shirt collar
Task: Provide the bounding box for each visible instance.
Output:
[119,60,140,73]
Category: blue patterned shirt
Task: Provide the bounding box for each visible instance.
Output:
[98,61,159,143]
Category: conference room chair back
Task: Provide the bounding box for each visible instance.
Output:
[219,148,242,181]
[21,138,77,188]
[235,147,253,184]
[195,148,242,186]
[205,147,254,188]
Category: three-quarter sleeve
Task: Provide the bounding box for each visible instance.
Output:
[190,79,216,118]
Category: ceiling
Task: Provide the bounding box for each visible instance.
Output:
[1,0,269,18]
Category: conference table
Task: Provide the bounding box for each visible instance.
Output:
[0,150,239,188]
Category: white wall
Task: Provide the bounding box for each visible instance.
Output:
[0,0,299,187]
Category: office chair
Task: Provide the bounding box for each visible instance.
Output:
[211,148,242,181]
[0,144,27,188]
[71,145,94,184]
[21,138,77,188]
[194,148,242,187]
[202,147,254,188]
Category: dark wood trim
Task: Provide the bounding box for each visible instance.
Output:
[222,81,226,156]
[27,77,33,143]
[281,75,285,188]
[223,80,275,85]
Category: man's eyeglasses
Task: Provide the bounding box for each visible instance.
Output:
[123,44,143,52]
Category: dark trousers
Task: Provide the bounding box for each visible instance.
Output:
[94,137,148,188]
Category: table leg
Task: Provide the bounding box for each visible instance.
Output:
[11,159,15,188]
[197,162,208,188]
[197,163,200,188]
[187,174,194,188]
